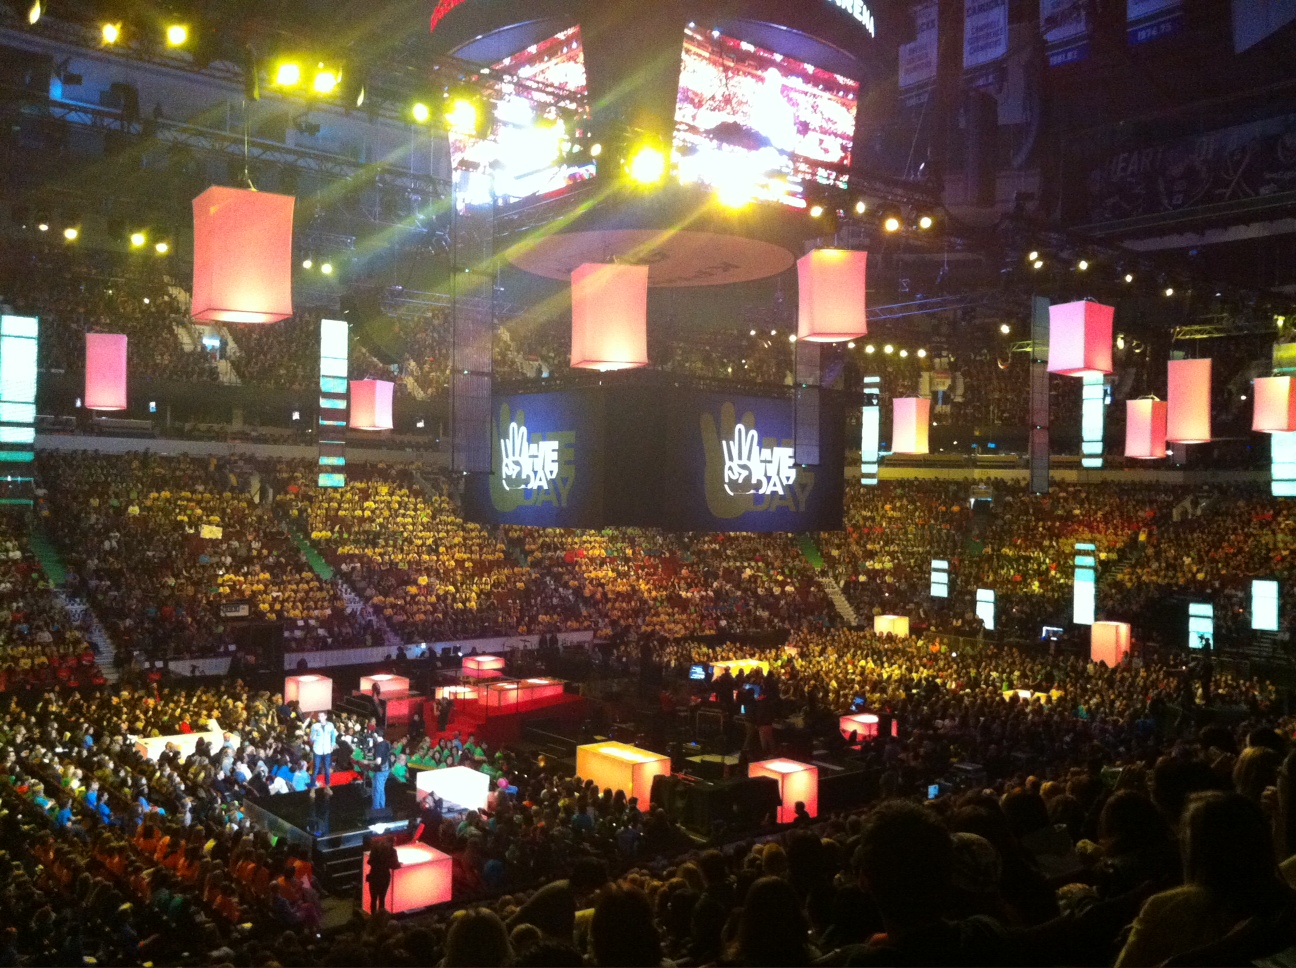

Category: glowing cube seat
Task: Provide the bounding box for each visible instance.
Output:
[575,741,670,807]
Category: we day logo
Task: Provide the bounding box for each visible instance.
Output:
[490,404,576,512]
[700,401,815,518]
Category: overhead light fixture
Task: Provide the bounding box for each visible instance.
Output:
[1077,259,1089,271]
[129,231,146,247]
[1124,273,1134,283]
[809,204,825,218]
[626,144,666,185]
[101,22,120,44]
[63,226,78,241]
[883,216,901,232]
[154,241,169,254]
[1164,287,1174,297]
[27,0,40,25]
[302,258,313,269]
[918,215,933,230]
[883,344,894,354]
[847,341,856,349]
[864,344,875,354]
[854,199,866,215]
[899,348,909,357]
[445,98,479,136]
[274,62,302,87]
[312,68,339,95]
[411,102,431,123]
[999,323,1010,334]
[321,262,333,275]
[590,143,602,157]
[37,223,48,232]
[166,24,188,46]
[1033,259,1044,269]
[917,348,928,358]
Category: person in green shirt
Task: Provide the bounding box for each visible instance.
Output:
[391,754,408,783]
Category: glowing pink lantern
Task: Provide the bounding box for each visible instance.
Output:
[359,673,409,697]
[1090,621,1131,666]
[892,398,930,454]
[1125,399,1167,459]
[191,186,294,323]
[283,674,332,713]
[570,263,649,371]
[1167,359,1212,443]
[1253,377,1296,433]
[84,333,127,410]
[749,758,819,823]
[349,380,393,431]
[797,249,867,342]
[1047,300,1113,377]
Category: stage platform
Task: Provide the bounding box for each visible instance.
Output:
[244,781,419,893]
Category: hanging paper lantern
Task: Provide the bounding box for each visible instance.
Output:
[1047,300,1113,377]
[1090,621,1131,666]
[1125,398,1167,459]
[796,249,867,342]
[1253,376,1296,433]
[191,186,294,324]
[350,380,394,431]
[84,333,127,410]
[570,263,648,371]
[891,397,930,455]
[1167,358,1211,443]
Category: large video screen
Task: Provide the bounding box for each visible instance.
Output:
[451,26,596,207]
[673,26,860,205]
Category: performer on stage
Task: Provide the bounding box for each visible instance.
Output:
[310,711,338,792]
[370,725,392,811]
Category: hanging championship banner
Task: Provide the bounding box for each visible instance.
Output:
[1041,0,1090,66]
[964,0,1008,71]
[1127,0,1182,45]
[899,2,939,103]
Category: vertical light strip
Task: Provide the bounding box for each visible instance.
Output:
[318,318,349,488]
[1252,580,1279,632]
[1073,541,1096,625]
[0,315,38,505]
[1273,432,1296,496]
[861,375,880,485]
[930,559,949,598]
[976,588,996,631]
[1188,602,1214,649]
[1081,373,1105,468]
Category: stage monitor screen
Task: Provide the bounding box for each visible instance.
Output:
[689,664,708,680]
[451,26,596,207]
[673,25,859,205]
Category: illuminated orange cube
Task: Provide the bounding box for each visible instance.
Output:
[361,842,451,914]
[284,674,333,713]
[359,674,409,697]
[1090,621,1131,666]
[575,741,670,807]
[873,615,909,636]
[463,654,506,677]
[839,712,897,741]
[749,758,818,824]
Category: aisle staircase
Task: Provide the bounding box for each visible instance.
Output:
[28,521,120,681]
[797,533,859,626]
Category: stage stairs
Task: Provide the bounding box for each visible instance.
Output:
[29,519,120,681]
[797,534,857,626]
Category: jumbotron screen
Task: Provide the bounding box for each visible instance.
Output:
[673,26,859,205]
[451,26,596,206]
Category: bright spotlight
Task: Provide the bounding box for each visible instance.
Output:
[715,182,751,209]
[999,323,1010,334]
[37,223,48,232]
[129,232,146,248]
[899,348,909,357]
[1124,273,1134,283]
[627,144,666,184]
[864,345,876,354]
[788,334,798,343]
[918,215,933,229]
[411,102,431,123]
[854,200,866,215]
[1027,250,1039,261]
[883,344,894,354]
[312,69,339,95]
[154,241,169,254]
[27,0,40,25]
[302,258,313,269]
[166,24,187,46]
[590,143,603,157]
[1078,259,1089,271]
[809,204,825,218]
[321,262,333,275]
[917,348,928,358]
[101,22,120,44]
[446,99,479,135]
[1164,287,1174,297]
[274,62,302,87]
[1033,259,1044,269]
[847,341,856,349]
[883,216,901,232]
[63,227,78,241]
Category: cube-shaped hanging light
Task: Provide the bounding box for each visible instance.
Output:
[349,380,393,431]
[873,614,910,637]
[1047,300,1113,377]
[1125,399,1167,459]
[892,397,930,454]
[1167,359,1211,443]
[1090,621,1131,666]
[283,674,333,713]
[749,759,819,823]
[570,263,649,371]
[85,333,127,410]
[191,186,294,323]
[1253,376,1296,433]
[797,249,867,342]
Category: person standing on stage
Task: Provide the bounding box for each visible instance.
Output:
[370,726,392,812]
[367,835,402,915]
[310,711,338,793]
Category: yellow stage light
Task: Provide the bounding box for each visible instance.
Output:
[411,102,431,123]
[101,22,120,44]
[27,1,40,25]
[155,241,169,254]
[627,145,666,185]
[37,223,48,232]
[166,24,188,46]
[302,258,313,269]
[854,199,866,215]
[446,99,479,135]
[321,262,333,275]
[809,204,825,218]
[590,143,602,157]
[883,216,901,232]
[63,227,78,241]
[312,69,338,95]
[274,62,302,87]
[918,215,934,229]
[129,232,146,248]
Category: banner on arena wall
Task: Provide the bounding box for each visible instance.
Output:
[963,0,1008,71]
[1232,0,1296,53]
[899,2,939,101]
[1041,0,1091,66]
[1127,0,1182,44]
